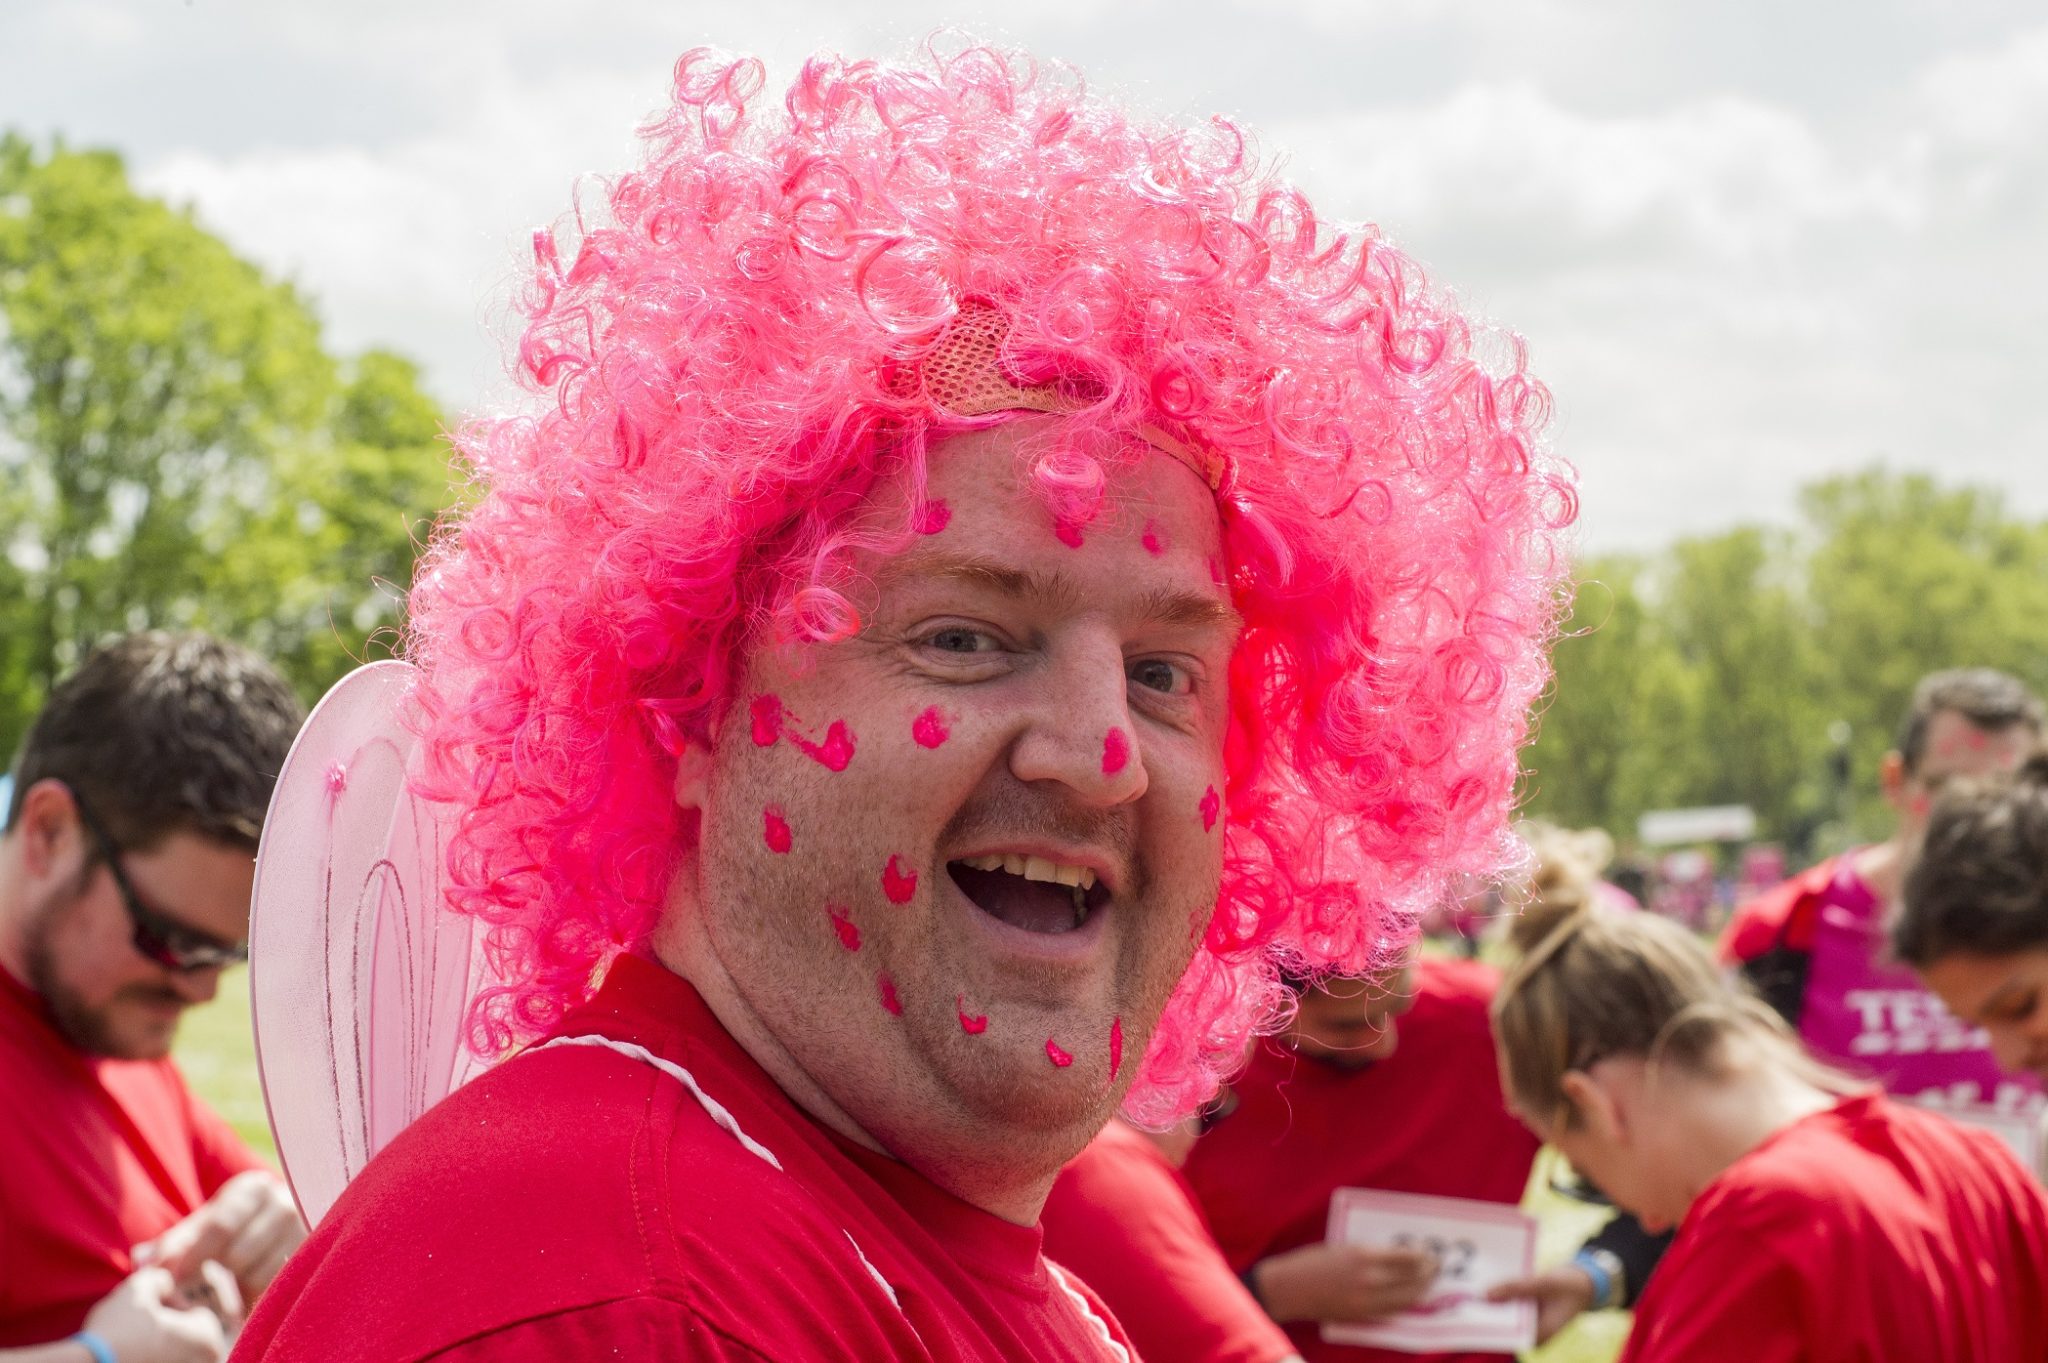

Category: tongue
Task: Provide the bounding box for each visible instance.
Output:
[950,865,1078,934]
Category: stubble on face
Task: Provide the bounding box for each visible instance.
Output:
[24,878,186,1060]
[677,426,1232,1198]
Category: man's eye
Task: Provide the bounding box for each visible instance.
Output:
[1129,658,1192,695]
[927,628,997,654]
[1992,992,2039,1024]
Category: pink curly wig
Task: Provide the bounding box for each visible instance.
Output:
[408,39,1576,1123]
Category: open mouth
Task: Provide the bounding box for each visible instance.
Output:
[948,854,1112,935]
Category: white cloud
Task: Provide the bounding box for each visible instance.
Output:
[18,1,2047,551]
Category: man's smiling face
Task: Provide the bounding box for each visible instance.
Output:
[683,423,1237,1184]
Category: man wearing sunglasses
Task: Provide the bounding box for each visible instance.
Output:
[0,632,306,1357]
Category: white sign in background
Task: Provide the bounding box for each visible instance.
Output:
[1321,1188,1538,1355]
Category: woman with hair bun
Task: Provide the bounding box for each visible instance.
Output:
[1492,909,2048,1362]
[1898,749,2048,1082]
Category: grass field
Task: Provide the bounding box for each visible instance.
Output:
[175,967,1629,1362]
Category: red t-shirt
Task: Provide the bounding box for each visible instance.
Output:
[1619,1092,2048,1362]
[233,953,1136,1362]
[1183,957,1540,1363]
[0,965,264,1345]
[1043,1119,1296,1363]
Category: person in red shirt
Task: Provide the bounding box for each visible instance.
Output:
[1718,667,2040,1103]
[1494,906,2048,1363]
[0,633,307,1357]
[1503,669,2048,1348]
[1896,749,2048,1086]
[229,34,1575,1363]
[1043,1113,1300,1363]
[1183,954,1541,1363]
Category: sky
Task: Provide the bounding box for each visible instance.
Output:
[6,0,2046,552]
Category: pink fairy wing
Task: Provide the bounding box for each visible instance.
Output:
[249,661,488,1227]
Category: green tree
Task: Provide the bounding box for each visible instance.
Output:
[1525,469,2048,858]
[1522,556,1700,835]
[0,134,449,755]
[1804,469,2048,834]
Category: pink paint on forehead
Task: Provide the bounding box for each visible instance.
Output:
[1055,522,1085,549]
[1141,522,1166,556]
[881,856,918,904]
[749,694,784,747]
[1200,785,1220,832]
[829,906,861,951]
[914,499,952,535]
[878,974,903,1016]
[1108,1017,1124,1081]
[912,706,951,749]
[788,719,856,772]
[762,806,793,854]
[956,996,989,1035]
[1102,727,1130,776]
[1045,1038,1074,1068]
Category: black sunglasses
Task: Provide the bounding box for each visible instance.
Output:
[69,789,247,972]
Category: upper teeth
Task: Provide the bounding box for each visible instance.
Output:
[957,853,1098,891]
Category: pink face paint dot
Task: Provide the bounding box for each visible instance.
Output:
[881,855,918,904]
[1140,521,1166,556]
[829,906,861,952]
[878,973,903,1016]
[956,996,989,1035]
[913,499,952,535]
[1055,522,1084,549]
[1109,1016,1124,1081]
[762,806,793,854]
[1046,1038,1074,1068]
[1200,785,1221,832]
[1102,727,1130,776]
[912,706,951,749]
[791,719,856,772]
[749,694,784,747]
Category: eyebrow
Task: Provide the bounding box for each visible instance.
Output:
[883,549,1243,638]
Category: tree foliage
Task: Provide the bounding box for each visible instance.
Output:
[1526,470,2048,855]
[0,134,451,757]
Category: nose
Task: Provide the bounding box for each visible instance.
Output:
[1008,632,1149,806]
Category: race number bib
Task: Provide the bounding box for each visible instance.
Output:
[1321,1188,1537,1354]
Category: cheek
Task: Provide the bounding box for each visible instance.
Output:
[763,806,793,853]
[912,706,951,749]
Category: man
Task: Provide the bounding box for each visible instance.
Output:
[1895,750,2048,1085]
[1183,955,1541,1363]
[1042,1111,1300,1363]
[1722,667,2043,1108]
[0,633,307,1352]
[234,40,1571,1361]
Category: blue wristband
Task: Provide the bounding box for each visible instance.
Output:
[71,1332,117,1363]
[1570,1250,1614,1311]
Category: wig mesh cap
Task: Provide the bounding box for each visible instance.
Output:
[900,299,1226,492]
